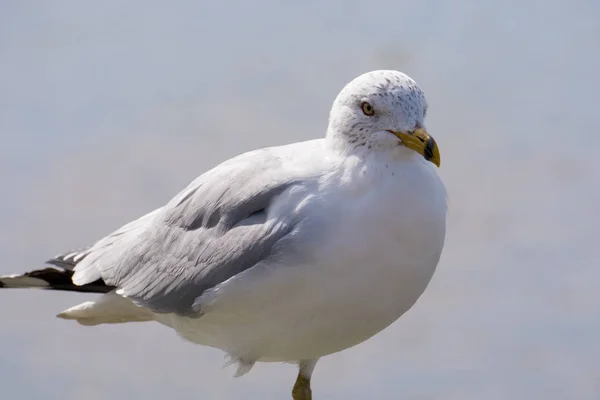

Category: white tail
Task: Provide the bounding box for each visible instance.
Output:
[57,291,155,326]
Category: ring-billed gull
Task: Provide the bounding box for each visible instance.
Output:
[1,70,446,399]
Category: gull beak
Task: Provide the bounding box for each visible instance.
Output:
[388,128,441,167]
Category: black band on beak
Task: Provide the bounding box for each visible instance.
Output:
[424,138,436,162]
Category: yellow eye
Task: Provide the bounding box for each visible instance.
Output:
[361,102,375,116]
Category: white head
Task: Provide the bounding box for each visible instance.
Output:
[326,70,440,167]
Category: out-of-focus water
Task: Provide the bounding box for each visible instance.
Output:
[1,1,598,398]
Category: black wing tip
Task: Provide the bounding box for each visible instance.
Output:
[1,267,115,294]
[1,245,113,293]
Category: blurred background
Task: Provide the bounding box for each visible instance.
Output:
[1,1,599,399]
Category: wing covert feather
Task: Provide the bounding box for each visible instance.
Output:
[73,146,320,316]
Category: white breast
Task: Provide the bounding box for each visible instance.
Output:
[156,155,447,363]
[280,156,447,356]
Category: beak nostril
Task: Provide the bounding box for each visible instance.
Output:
[386,129,440,167]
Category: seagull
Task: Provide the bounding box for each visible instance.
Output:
[0,70,447,399]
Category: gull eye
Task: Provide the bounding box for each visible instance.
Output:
[361,102,375,116]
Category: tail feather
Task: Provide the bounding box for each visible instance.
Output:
[1,249,154,326]
[57,291,155,325]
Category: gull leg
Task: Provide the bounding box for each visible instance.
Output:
[292,374,311,400]
[292,359,318,400]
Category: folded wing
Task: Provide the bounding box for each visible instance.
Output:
[72,147,316,316]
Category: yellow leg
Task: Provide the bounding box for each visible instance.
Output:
[292,373,312,400]
[292,359,318,400]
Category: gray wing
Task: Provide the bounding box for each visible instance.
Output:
[73,147,316,316]
[54,208,163,274]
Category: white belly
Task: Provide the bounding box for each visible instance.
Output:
[156,160,446,362]
[156,255,437,362]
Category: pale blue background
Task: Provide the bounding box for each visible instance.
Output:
[1,1,599,398]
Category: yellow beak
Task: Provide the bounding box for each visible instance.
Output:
[388,128,441,167]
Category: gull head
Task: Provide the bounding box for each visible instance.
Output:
[326,70,440,167]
